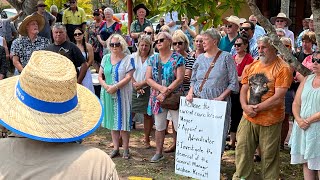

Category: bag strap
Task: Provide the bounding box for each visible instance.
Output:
[199,50,222,92]
[157,54,162,83]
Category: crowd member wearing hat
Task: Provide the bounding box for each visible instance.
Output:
[46,23,87,84]
[62,0,86,42]
[87,9,104,72]
[130,3,152,49]
[34,1,56,40]
[0,50,119,179]
[98,34,135,159]
[10,14,50,75]
[50,5,62,23]
[219,15,240,52]
[296,14,315,52]
[230,21,258,59]
[271,12,295,49]
[249,15,266,40]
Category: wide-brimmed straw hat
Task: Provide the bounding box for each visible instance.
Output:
[18,14,45,36]
[133,3,150,16]
[270,13,292,26]
[0,51,103,143]
[223,15,240,27]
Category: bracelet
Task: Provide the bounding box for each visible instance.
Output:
[114,84,119,90]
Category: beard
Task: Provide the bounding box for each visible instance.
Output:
[259,55,267,62]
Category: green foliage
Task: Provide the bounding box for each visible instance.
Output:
[159,0,246,30]
[45,0,92,18]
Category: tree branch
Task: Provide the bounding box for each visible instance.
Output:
[311,0,320,47]
[246,0,311,76]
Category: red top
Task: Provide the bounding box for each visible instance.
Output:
[233,53,254,76]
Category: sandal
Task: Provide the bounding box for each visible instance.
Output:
[225,144,236,151]
[122,149,130,159]
[110,150,120,158]
[150,153,164,163]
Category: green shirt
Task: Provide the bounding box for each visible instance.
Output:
[130,18,152,34]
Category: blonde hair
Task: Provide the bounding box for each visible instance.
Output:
[138,34,154,57]
[160,25,171,34]
[107,34,128,53]
[172,29,189,50]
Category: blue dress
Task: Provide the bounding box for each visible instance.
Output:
[289,74,320,170]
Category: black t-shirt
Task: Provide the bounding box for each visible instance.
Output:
[46,41,85,76]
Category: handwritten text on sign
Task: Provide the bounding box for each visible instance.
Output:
[175,97,227,180]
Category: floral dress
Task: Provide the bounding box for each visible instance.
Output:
[147,52,185,115]
[100,54,135,131]
[87,21,103,63]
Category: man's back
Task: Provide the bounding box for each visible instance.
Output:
[0,138,119,180]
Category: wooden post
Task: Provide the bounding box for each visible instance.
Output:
[127,0,133,35]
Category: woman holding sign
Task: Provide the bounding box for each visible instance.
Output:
[186,28,239,153]
[146,31,185,163]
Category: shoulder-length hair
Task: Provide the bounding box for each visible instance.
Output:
[137,34,154,57]
[107,34,128,54]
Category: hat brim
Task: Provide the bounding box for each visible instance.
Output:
[222,18,240,27]
[18,14,45,36]
[0,76,103,143]
[133,4,150,16]
[270,17,292,26]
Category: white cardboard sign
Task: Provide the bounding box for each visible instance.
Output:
[175,97,227,180]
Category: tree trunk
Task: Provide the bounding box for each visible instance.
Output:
[7,0,39,19]
[246,0,311,76]
[311,0,320,47]
[280,0,290,17]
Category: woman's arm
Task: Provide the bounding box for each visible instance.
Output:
[86,43,94,66]
[2,39,9,61]
[97,35,106,47]
[186,86,194,102]
[166,65,185,95]
[292,77,309,130]
[108,70,134,94]
[98,66,110,90]
[146,66,168,93]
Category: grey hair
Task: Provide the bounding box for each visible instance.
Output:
[52,23,66,32]
[138,34,154,57]
[107,34,128,53]
[280,37,292,47]
[50,5,58,13]
[257,35,277,50]
[156,31,172,41]
[275,28,286,36]
[104,7,114,15]
[201,28,221,45]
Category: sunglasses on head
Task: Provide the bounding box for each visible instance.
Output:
[234,43,243,47]
[144,31,152,35]
[173,42,183,46]
[109,42,121,48]
[155,38,165,44]
[74,32,83,36]
[312,58,320,64]
[225,24,233,28]
[240,27,251,31]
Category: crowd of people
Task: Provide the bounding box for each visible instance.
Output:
[0,0,320,179]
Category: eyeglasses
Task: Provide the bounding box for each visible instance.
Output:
[38,4,46,7]
[240,27,251,31]
[195,40,203,43]
[234,43,243,47]
[312,58,320,64]
[144,31,153,35]
[109,42,121,48]
[225,24,233,28]
[155,38,165,44]
[173,42,183,46]
[74,32,83,36]
[276,20,284,23]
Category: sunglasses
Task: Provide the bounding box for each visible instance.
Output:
[195,40,203,43]
[312,58,320,64]
[155,38,165,44]
[109,42,121,48]
[240,27,251,31]
[234,43,243,47]
[38,4,46,7]
[70,1,76,4]
[276,20,284,23]
[225,24,233,28]
[74,32,83,36]
[173,42,183,46]
[144,31,153,35]
[285,44,291,48]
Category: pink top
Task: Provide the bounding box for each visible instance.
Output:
[296,55,313,78]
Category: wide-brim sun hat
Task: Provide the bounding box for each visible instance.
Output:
[18,13,45,36]
[0,51,103,143]
[133,3,150,17]
[222,15,240,27]
[270,12,292,26]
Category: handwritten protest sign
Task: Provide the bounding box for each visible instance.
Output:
[175,97,227,180]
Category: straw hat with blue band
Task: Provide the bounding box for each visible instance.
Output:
[0,51,103,143]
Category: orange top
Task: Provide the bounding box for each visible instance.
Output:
[241,57,293,126]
